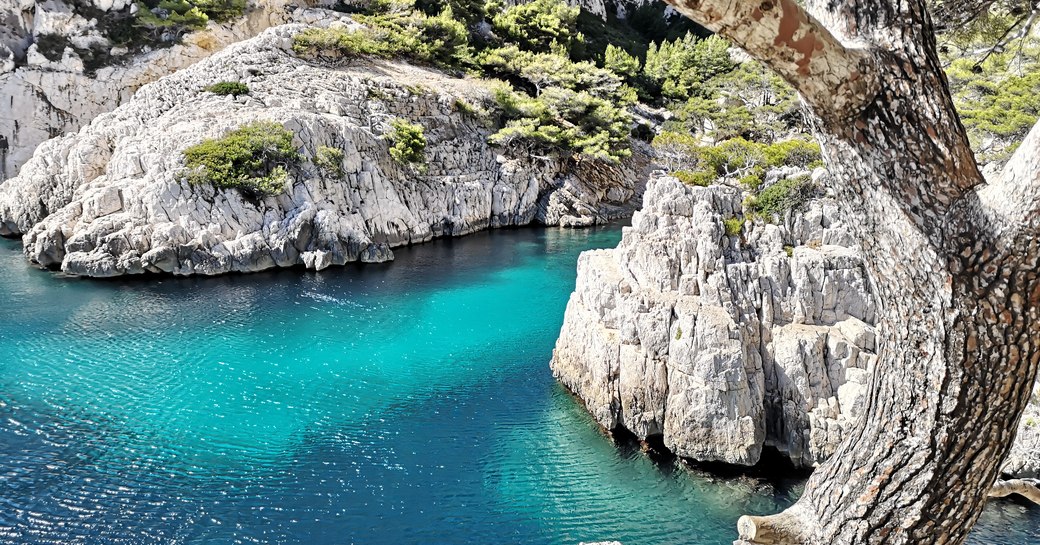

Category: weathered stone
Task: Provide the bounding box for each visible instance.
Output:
[552,172,1040,478]
[0,24,648,277]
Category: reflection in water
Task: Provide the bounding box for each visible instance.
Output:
[0,229,1035,545]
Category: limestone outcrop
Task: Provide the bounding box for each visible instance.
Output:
[0,0,316,182]
[552,173,874,467]
[0,23,647,277]
[551,173,1040,477]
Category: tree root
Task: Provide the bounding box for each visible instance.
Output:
[990,479,1040,504]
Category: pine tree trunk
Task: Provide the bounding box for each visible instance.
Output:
[660,0,1040,543]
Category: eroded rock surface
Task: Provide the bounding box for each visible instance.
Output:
[0,0,315,181]
[552,174,874,467]
[552,173,1040,477]
[0,23,647,277]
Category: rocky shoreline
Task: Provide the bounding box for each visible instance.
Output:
[0,22,649,277]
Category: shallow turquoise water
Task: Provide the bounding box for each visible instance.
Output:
[0,227,1036,545]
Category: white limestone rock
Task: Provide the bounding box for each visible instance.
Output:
[552,172,1040,477]
[552,174,876,467]
[0,0,318,181]
[0,24,647,277]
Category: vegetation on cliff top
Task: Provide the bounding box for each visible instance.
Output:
[291,0,716,163]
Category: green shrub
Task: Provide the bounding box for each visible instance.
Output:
[723,216,744,236]
[748,175,817,219]
[673,169,712,187]
[183,121,300,197]
[738,172,763,190]
[604,44,640,79]
[483,49,635,162]
[188,0,246,21]
[293,8,471,67]
[133,0,245,33]
[292,27,392,59]
[491,0,581,54]
[643,33,734,101]
[697,137,766,178]
[386,119,427,164]
[315,145,345,177]
[651,130,699,171]
[490,83,633,162]
[454,98,477,115]
[205,81,250,96]
[763,139,822,169]
[784,245,794,257]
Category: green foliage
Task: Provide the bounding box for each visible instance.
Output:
[723,216,745,236]
[762,139,822,169]
[183,121,300,197]
[480,45,635,161]
[291,0,659,163]
[133,1,209,30]
[292,26,390,58]
[784,245,794,257]
[644,33,734,100]
[205,81,250,96]
[604,44,640,80]
[491,0,581,54]
[414,0,487,26]
[655,133,821,186]
[651,130,699,171]
[940,20,1040,163]
[315,145,345,177]
[670,60,799,143]
[673,170,712,187]
[674,326,682,341]
[293,8,471,67]
[738,172,763,190]
[747,175,816,219]
[454,98,478,116]
[132,0,244,32]
[950,61,1040,157]
[386,119,427,164]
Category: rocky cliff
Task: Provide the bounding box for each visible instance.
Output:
[0,0,315,182]
[551,173,1039,477]
[0,21,647,277]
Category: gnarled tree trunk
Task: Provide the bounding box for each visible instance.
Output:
[660,0,1040,543]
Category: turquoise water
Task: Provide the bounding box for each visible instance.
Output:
[0,226,1036,545]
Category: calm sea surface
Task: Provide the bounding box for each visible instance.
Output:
[0,227,1035,544]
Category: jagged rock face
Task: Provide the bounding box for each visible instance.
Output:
[0,0,312,182]
[0,23,647,277]
[552,174,880,467]
[553,174,1040,477]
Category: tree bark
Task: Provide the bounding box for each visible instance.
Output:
[661,0,1040,543]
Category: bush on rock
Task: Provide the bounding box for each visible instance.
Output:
[386,119,427,165]
[183,121,300,197]
[205,81,250,96]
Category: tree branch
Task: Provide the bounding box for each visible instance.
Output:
[663,0,880,120]
[975,117,1040,235]
[989,479,1040,504]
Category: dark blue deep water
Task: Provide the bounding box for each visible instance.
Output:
[0,226,1036,545]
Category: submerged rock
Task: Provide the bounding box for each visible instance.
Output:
[0,23,648,277]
